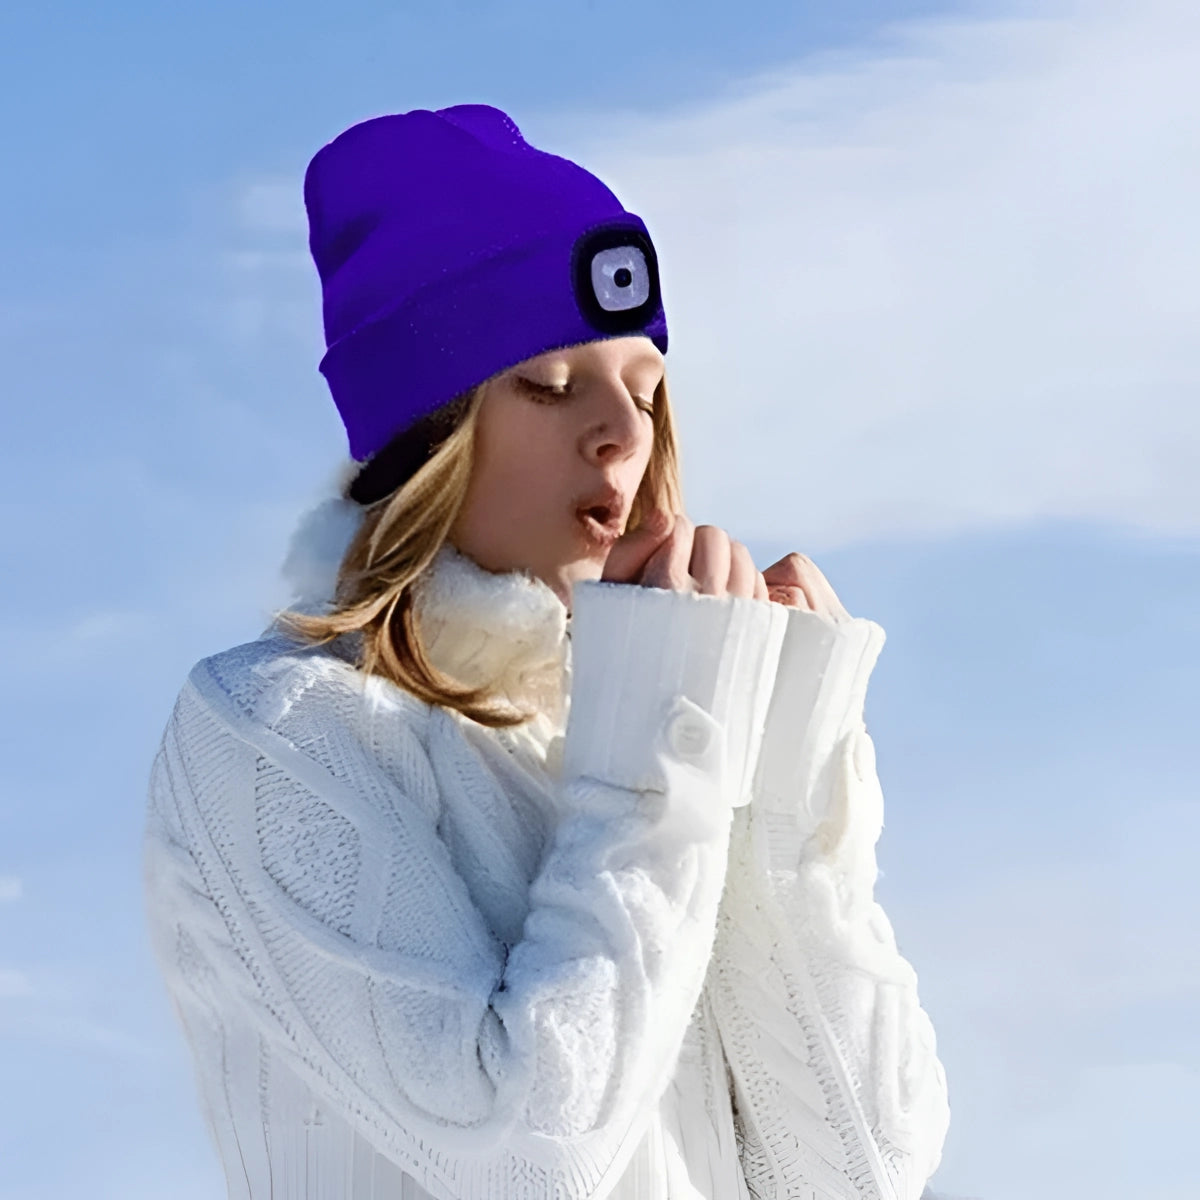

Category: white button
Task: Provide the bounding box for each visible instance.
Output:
[667,711,713,760]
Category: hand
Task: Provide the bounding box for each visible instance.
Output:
[602,510,771,602]
[761,552,852,623]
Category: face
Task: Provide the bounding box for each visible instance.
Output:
[448,335,664,613]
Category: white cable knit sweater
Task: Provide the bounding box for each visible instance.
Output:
[143,502,949,1200]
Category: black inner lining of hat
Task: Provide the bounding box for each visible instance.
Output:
[346,391,473,507]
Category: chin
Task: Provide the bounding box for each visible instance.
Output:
[544,558,603,613]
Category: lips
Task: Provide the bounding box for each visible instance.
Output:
[572,482,626,546]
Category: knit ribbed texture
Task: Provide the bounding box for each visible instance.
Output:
[143,536,948,1199]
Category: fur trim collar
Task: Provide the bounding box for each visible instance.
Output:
[412,543,570,725]
[279,492,571,723]
[280,495,366,614]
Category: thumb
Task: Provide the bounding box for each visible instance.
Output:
[601,509,675,583]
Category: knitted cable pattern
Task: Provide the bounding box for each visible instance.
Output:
[144,534,948,1199]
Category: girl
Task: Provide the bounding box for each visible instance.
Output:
[144,102,949,1199]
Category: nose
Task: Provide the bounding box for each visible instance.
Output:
[579,376,650,466]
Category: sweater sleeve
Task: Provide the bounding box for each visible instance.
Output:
[144,582,788,1199]
[706,610,951,1200]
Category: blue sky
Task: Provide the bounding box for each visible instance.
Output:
[1,2,1197,1198]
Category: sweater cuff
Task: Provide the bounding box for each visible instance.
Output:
[752,609,886,815]
[560,583,788,809]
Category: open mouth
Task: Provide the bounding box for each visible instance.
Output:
[575,505,623,546]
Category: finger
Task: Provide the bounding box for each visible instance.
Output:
[641,514,696,592]
[753,570,770,603]
[803,563,851,622]
[726,539,758,599]
[795,558,851,622]
[779,585,810,609]
[600,509,675,583]
[690,525,731,596]
[768,584,810,610]
[763,552,850,621]
[761,551,810,590]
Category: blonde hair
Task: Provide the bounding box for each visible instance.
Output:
[277,371,685,728]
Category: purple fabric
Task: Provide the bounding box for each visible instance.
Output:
[303,103,669,462]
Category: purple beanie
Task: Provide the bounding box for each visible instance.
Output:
[303,103,669,463]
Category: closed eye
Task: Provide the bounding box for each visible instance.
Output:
[516,376,653,415]
[516,377,571,399]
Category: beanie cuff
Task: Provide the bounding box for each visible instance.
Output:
[318,221,669,462]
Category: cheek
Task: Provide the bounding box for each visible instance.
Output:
[629,429,655,491]
[471,418,568,518]
[639,429,656,472]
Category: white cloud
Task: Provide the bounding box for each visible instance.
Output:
[909,834,1200,1024]
[0,969,32,998]
[0,609,165,678]
[64,610,151,645]
[0,961,161,1057]
[888,785,1200,1200]
[217,245,316,345]
[217,1,1199,554]
[234,178,307,235]
[0,876,21,903]
[524,0,1200,547]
